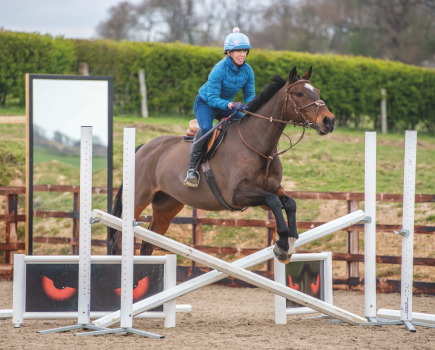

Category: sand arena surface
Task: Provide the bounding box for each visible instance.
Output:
[1,280,435,350]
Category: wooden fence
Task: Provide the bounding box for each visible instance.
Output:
[1,186,435,293]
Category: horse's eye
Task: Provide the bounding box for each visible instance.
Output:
[295,92,303,98]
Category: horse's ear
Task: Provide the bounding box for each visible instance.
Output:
[288,66,298,83]
[301,66,312,81]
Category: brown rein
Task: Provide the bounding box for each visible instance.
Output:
[237,79,326,189]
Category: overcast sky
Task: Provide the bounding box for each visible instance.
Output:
[0,0,140,39]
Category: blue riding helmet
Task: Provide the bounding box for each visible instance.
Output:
[224,27,252,51]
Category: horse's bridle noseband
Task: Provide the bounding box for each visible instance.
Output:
[239,79,328,189]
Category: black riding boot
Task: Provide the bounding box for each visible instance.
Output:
[184,129,208,188]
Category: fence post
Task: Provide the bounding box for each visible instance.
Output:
[72,192,80,255]
[192,208,203,269]
[5,193,18,264]
[267,211,276,275]
[347,200,360,285]
[79,62,89,76]
[139,69,149,118]
[381,88,387,134]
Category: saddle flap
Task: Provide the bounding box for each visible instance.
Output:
[206,119,232,159]
[206,128,221,153]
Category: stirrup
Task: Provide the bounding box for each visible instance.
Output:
[184,170,200,188]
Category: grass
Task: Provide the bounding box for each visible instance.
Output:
[34,146,108,169]
[1,106,435,280]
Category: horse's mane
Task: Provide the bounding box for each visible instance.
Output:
[247,74,301,112]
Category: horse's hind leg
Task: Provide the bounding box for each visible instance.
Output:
[140,191,185,256]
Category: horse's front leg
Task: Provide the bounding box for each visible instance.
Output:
[232,180,291,263]
[274,187,298,240]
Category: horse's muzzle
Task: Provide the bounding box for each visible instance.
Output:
[317,115,335,134]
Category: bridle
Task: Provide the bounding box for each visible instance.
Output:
[238,79,327,189]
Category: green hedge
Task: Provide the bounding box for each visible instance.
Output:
[1,31,435,130]
[0,31,76,104]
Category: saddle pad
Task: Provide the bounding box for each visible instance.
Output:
[186,128,197,137]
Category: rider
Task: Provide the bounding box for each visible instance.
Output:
[184,27,256,188]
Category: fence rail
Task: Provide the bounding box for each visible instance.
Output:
[1,186,435,293]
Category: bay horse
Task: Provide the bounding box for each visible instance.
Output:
[107,66,335,263]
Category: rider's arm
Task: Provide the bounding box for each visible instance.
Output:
[242,67,255,104]
[206,67,232,110]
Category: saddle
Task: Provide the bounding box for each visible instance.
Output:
[183,119,231,160]
[183,118,243,211]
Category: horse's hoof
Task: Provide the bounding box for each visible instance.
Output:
[273,243,291,264]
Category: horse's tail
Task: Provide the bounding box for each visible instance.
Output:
[107,143,145,255]
[107,183,123,254]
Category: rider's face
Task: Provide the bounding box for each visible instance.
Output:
[228,50,247,65]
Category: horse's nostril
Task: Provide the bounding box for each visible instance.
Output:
[323,116,331,127]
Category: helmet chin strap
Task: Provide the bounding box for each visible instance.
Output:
[229,55,244,68]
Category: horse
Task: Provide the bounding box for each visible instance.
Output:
[107,66,335,263]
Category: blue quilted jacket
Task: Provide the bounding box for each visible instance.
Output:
[198,56,255,110]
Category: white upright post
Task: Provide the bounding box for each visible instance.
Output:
[38,127,106,334]
[323,252,333,306]
[364,132,377,321]
[401,131,417,325]
[78,126,93,325]
[120,127,135,328]
[274,257,287,325]
[12,254,25,327]
[163,255,177,328]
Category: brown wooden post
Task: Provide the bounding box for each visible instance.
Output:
[347,200,360,283]
[267,211,275,275]
[72,192,80,255]
[5,193,18,263]
[192,208,203,268]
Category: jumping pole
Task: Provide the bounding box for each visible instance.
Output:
[91,210,366,328]
[91,207,368,326]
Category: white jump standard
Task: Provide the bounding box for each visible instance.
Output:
[75,127,164,338]
[376,131,435,332]
[36,126,106,334]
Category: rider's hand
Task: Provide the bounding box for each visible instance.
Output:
[232,102,248,112]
